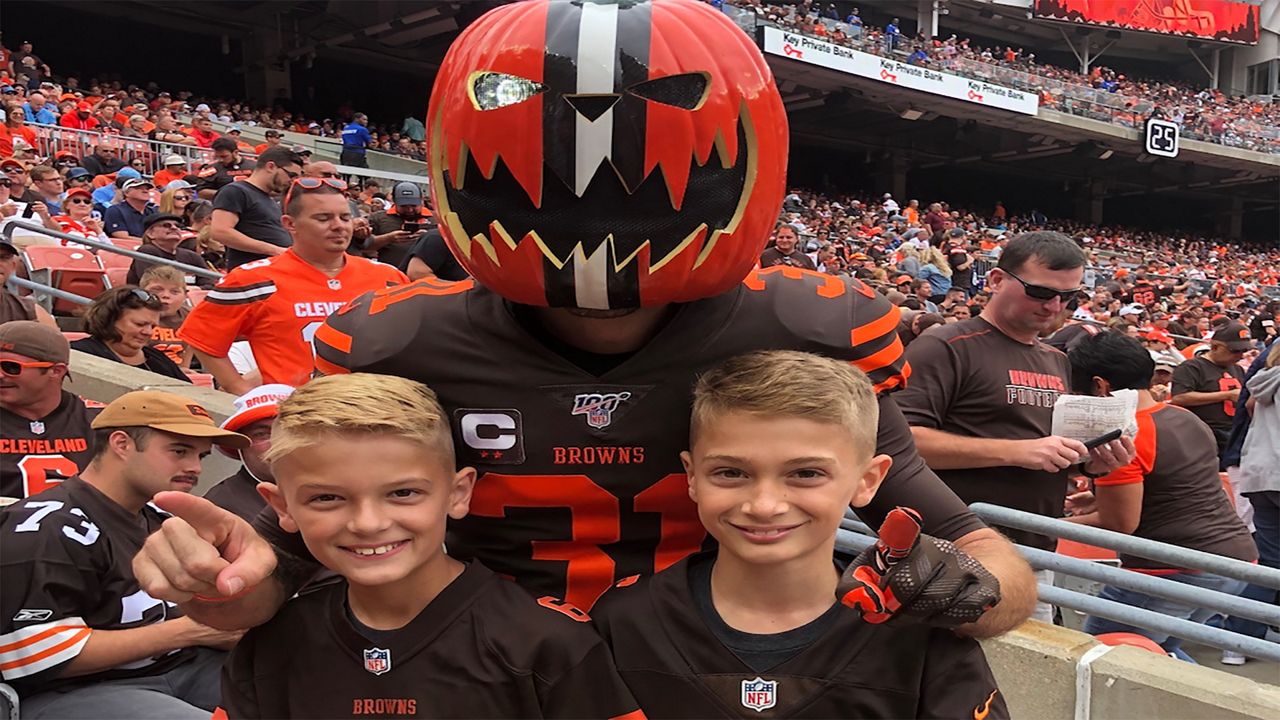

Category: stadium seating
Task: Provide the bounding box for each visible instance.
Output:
[21,246,107,314]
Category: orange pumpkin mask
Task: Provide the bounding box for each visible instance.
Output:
[428,0,788,309]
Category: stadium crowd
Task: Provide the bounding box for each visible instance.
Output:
[717,0,1280,154]
[0,5,1277,718]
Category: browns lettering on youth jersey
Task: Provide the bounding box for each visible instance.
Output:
[202,467,267,523]
[0,477,192,696]
[0,390,100,499]
[179,249,407,388]
[219,562,643,720]
[895,317,1071,550]
[1095,403,1256,571]
[591,554,1008,719]
[148,311,190,367]
[302,268,985,609]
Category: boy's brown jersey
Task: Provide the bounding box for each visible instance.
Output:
[591,555,1008,719]
[305,269,985,609]
[219,562,642,719]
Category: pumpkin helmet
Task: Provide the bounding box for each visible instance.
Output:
[428,0,788,309]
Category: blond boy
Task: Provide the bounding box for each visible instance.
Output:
[592,351,1008,718]
[217,374,642,719]
[139,265,192,368]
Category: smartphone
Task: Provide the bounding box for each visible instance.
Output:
[1083,428,1123,450]
[403,221,423,233]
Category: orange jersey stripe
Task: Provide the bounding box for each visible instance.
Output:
[850,306,902,346]
[611,710,648,720]
[0,628,90,671]
[854,335,906,377]
[313,354,350,377]
[313,322,352,354]
[0,624,88,654]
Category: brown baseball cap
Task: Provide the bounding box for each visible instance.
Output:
[1212,321,1253,352]
[92,390,250,448]
[0,321,70,364]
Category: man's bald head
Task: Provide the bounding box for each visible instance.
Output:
[303,161,339,179]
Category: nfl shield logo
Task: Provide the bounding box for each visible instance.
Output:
[741,677,777,712]
[363,647,391,675]
[328,279,342,290]
[29,421,45,435]
[570,392,632,429]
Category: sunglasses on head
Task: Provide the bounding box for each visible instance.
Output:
[1000,268,1083,304]
[126,288,160,305]
[0,359,55,376]
[283,176,347,208]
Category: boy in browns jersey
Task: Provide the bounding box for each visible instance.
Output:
[179,180,406,394]
[592,352,1006,719]
[0,321,99,499]
[0,391,247,719]
[219,374,643,720]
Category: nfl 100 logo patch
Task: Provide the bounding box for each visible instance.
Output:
[741,676,777,712]
[570,391,631,429]
[363,647,391,675]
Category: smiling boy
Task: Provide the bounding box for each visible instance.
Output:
[591,351,1008,718]
[216,373,643,719]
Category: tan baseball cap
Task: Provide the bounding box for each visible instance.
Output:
[92,390,250,448]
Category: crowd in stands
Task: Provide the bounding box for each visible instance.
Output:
[716,0,1280,154]
[0,39,427,162]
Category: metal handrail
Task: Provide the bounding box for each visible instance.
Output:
[3,220,223,281]
[971,503,1280,589]
[5,275,93,306]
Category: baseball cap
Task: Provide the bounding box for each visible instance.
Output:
[163,154,186,166]
[216,384,295,457]
[264,129,281,138]
[894,274,914,285]
[392,181,423,206]
[116,167,142,181]
[163,179,195,191]
[290,144,313,156]
[1118,303,1145,317]
[0,158,25,170]
[1143,328,1173,344]
[0,321,71,364]
[65,187,92,201]
[1212,322,1253,352]
[195,103,211,113]
[122,178,154,192]
[66,167,92,181]
[143,213,183,231]
[92,390,250,448]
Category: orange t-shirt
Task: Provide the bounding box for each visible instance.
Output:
[152,168,188,189]
[179,250,408,387]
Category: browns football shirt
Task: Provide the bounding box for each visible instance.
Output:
[220,562,642,719]
[0,390,100,499]
[179,250,407,388]
[148,311,190,367]
[301,268,985,609]
[1095,404,1257,570]
[203,467,266,523]
[0,477,193,695]
[592,554,1008,719]
[1171,356,1244,442]
[895,317,1072,550]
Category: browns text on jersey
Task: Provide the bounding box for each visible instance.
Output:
[0,390,99,499]
[219,562,643,719]
[300,269,984,610]
[0,477,191,695]
[591,554,1009,719]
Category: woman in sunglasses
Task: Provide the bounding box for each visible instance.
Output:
[70,286,191,382]
[51,187,110,249]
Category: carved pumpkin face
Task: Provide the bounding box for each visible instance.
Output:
[428,0,788,309]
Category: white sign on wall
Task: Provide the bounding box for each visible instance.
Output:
[762,27,1040,117]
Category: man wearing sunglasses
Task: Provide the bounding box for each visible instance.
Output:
[126,213,214,289]
[209,146,301,270]
[896,231,1136,623]
[0,321,98,499]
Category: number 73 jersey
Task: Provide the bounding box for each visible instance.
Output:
[0,477,192,696]
[313,268,932,610]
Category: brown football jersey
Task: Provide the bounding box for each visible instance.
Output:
[304,269,985,609]
[220,562,642,719]
[895,317,1071,550]
[592,554,1008,719]
[1095,404,1256,570]
[203,467,267,523]
[0,390,100,499]
[1171,356,1245,442]
[0,477,193,696]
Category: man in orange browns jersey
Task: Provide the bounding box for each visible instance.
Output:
[178,180,406,394]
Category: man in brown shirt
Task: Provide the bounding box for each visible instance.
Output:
[1067,331,1254,660]
[895,231,1134,622]
[1171,321,1250,460]
[0,239,55,327]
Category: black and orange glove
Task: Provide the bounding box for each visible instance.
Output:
[838,507,1001,627]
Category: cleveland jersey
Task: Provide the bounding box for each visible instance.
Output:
[220,562,642,719]
[592,555,1008,719]
[304,268,984,609]
[179,249,407,388]
[0,390,100,499]
[0,477,192,695]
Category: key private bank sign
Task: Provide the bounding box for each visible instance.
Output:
[762,27,1040,117]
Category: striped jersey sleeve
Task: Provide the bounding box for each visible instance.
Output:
[0,500,101,684]
[177,267,275,358]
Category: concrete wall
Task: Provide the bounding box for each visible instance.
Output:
[983,621,1280,719]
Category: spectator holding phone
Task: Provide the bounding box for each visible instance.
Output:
[362,180,428,268]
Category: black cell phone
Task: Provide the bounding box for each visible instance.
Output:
[1083,428,1123,450]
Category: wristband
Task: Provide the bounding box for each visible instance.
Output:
[1080,466,1109,480]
